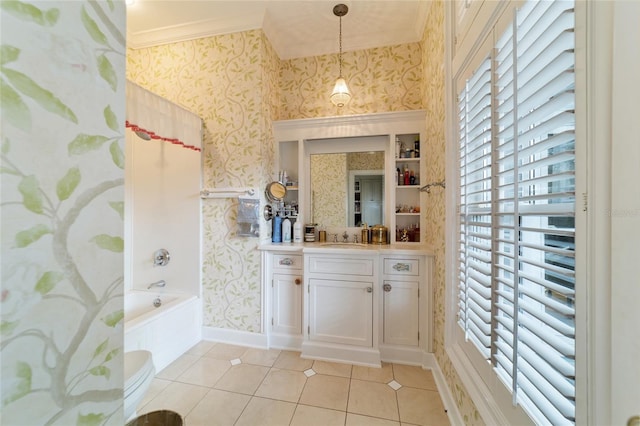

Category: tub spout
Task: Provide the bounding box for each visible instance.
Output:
[147,280,166,289]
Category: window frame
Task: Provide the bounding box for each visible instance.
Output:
[444,1,588,424]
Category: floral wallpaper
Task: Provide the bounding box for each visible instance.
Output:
[421,1,483,424]
[348,152,385,170]
[310,153,347,227]
[1,1,126,424]
[280,43,422,119]
[127,30,279,332]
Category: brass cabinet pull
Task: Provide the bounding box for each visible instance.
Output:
[383,283,392,292]
[392,263,410,272]
[279,258,293,266]
[628,416,640,426]
[366,287,373,293]
[295,278,301,285]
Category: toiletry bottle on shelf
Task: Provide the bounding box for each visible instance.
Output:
[282,216,292,243]
[414,138,420,158]
[410,170,416,185]
[395,137,401,158]
[361,223,369,244]
[293,217,302,243]
[404,164,410,185]
[397,168,403,186]
[272,212,282,243]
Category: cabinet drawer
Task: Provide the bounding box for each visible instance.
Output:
[273,254,303,271]
[383,258,419,276]
[309,257,374,276]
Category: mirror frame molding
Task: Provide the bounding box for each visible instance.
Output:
[273,110,426,234]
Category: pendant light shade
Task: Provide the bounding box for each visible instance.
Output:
[331,77,351,107]
[331,4,351,107]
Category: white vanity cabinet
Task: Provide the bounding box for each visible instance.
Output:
[381,257,421,346]
[307,256,376,347]
[260,244,433,366]
[302,252,381,366]
[266,251,304,349]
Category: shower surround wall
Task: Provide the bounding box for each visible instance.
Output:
[124,131,201,297]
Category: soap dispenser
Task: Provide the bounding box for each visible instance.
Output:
[272,212,282,243]
[282,216,292,243]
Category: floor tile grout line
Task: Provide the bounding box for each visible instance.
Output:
[144,344,447,425]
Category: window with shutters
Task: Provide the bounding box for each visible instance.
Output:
[456,1,576,424]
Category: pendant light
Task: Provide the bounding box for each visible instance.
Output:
[330,4,351,107]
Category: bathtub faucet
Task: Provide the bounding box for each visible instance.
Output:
[147,280,166,289]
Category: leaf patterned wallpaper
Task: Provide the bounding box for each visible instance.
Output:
[1,1,126,424]
[310,154,348,227]
[421,1,483,424]
[280,43,422,119]
[348,152,385,170]
[127,30,279,332]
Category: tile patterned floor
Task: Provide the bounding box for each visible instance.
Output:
[137,341,451,426]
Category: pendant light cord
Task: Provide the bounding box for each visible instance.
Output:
[339,14,343,77]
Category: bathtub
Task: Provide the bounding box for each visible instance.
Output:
[124,290,201,373]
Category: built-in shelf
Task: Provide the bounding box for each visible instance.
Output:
[394,132,422,243]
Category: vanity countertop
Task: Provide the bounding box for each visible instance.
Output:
[257,242,435,256]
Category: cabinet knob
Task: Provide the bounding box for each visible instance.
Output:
[279,258,294,266]
[366,287,373,293]
[295,278,301,285]
[383,283,392,292]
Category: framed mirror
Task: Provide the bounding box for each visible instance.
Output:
[305,135,389,229]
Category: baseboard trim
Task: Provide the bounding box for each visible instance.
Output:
[429,353,464,426]
[301,341,381,367]
[379,344,424,365]
[269,333,303,351]
[446,343,513,425]
[202,326,268,349]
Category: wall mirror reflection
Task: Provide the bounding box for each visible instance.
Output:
[310,152,384,227]
[305,132,388,229]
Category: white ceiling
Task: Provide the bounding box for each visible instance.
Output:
[126,1,429,59]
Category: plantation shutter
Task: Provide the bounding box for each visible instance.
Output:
[457,0,576,424]
[494,1,576,424]
[458,56,493,360]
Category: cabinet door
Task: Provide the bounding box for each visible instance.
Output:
[383,280,419,346]
[272,273,302,335]
[309,278,373,347]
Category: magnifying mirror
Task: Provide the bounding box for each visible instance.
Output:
[265,181,287,202]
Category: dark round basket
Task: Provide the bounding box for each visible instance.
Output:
[126,410,183,426]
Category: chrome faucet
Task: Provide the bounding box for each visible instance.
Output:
[148,279,166,289]
[342,231,349,242]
